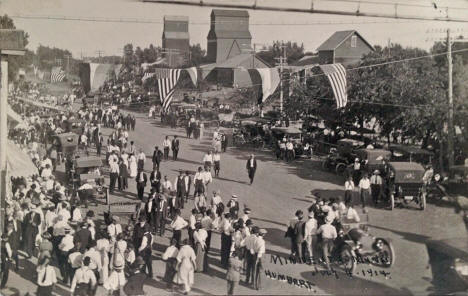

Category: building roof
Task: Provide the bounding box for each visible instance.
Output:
[211,9,249,17]
[216,53,271,68]
[317,30,375,52]
[292,55,319,66]
[163,32,189,40]
[208,30,251,40]
[164,15,189,22]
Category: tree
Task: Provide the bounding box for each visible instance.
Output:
[188,44,206,66]
[123,43,134,67]
[257,41,305,66]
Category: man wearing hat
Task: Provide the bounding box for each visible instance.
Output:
[227,195,240,220]
[317,216,337,270]
[370,169,383,205]
[75,222,92,253]
[58,225,75,284]
[133,215,149,253]
[242,226,258,286]
[304,212,318,261]
[246,154,257,185]
[152,146,163,171]
[71,256,97,296]
[183,171,192,203]
[240,208,251,224]
[135,168,148,201]
[358,173,371,211]
[123,256,148,296]
[352,158,361,185]
[252,228,267,290]
[138,226,154,278]
[155,194,168,236]
[23,197,42,258]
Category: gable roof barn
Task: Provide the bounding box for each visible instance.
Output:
[317,30,375,52]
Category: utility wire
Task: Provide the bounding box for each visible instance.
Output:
[9,14,414,26]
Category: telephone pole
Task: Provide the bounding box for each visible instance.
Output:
[275,42,287,114]
[447,29,454,169]
[95,50,104,63]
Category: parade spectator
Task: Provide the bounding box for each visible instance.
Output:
[36,256,57,296]
[246,154,257,185]
[135,169,147,200]
[226,250,242,296]
[304,212,318,261]
[253,229,267,290]
[171,209,188,246]
[317,216,337,270]
[162,136,171,160]
[123,256,148,296]
[0,233,12,288]
[175,239,196,295]
[162,239,179,291]
[358,173,371,211]
[203,151,213,171]
[193,222,208,272]
[138,227,153,278]
[344,175,355,204]
[150,166,162,193]
[370,170,383,205]
[213,151,221,177]
[152,146,163,170]
[172,135,180,160]
[72,256,97,296]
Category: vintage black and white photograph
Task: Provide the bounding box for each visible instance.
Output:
[0,0,467,295]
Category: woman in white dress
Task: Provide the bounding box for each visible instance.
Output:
[174,239,196,295]
[129,154,138,178]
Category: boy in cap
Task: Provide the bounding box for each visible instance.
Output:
[317,216,337,270]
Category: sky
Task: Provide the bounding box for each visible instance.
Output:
[1,0,468,58]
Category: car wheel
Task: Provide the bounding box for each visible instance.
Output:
[322,160,328,170]
[390,194,395,210]
[335,163,347,176]
[420,192,426,210]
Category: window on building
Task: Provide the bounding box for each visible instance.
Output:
[351,35,357,48]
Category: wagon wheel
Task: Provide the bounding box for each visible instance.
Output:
[390,194,395,210]
[322,160,328,170]
[335,163,347,176]
[420,192,426,210]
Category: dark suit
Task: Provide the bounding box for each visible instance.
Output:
[155,197,168,236]
[171,139,180,160]
[73,228,91,253]
[175,176,185,209]
[149,170,161,193]
[246,158,257,184]
[135,172,147,200]
[152,149,163,170]
[145,195,157,231]
[133,222,147,252]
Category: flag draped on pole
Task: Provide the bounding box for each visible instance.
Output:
[157,69,182,111]
[319,63,347,108]
[247,68,280,104]
[51,67,66,83]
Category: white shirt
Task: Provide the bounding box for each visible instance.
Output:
[194,229,208,246]
[59,234,75,252]
[253,236,266,258]
[305,218,318,236]
[84,248,102,270]
[359,178,371,190]
[138,152,146,161]
[71,267,97,292]
[41,168,52,179]
[286,142,294,150]
[345,180,355,191]
[317,223,337,240]
[36,265,57,286]
[163,139,172,149]
[171,216,188,231]
[346,207,361,222]
[162,245,179,260]
[213,154,220,161]
[57,208,71,222]
[203,154,213,163]
[162,180,172,191]
[202,171,212,184]
[107,223,122,238]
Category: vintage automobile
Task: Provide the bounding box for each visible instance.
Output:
[322,138,364,174]
[354,148,392,175]
[54,132,79,158]
[65,119,86,134]
[426,195,468,294]
[73,156,104,189]
[428,165,468,200]
[271,126,304,157]
[333,214,395,273]
[385,162,426,210]
[233,120,266,148]
[389,144,435,165]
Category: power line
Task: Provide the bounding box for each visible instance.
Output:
[8,14,415,26]
[142,0,468,23]
[320,0,468,11]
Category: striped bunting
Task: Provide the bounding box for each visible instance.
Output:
[319,63,347,108]
[51,67,66,83]
[142,68,173,82]
[157,69,182,112]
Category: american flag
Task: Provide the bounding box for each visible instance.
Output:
[157,69,181,111]
[142,68,174,82]
[51,67,66,83]
[319,63,347,108]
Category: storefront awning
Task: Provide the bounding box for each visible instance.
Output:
[7,141,38,177]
